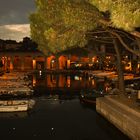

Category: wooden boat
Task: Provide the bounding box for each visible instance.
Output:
[0,99,35,112]
[79,89,106,105]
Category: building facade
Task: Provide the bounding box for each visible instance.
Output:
[0,51,97,72]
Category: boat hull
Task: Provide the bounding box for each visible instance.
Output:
[0,99,35,112]
[0,105,28,112]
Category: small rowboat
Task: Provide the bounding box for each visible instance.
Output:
[0,99,35,112]
[79,89,106,105]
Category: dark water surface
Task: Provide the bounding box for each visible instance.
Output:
[0,97,130,140]
[0,74,130,139]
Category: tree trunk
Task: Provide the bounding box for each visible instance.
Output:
[113,38,125,95]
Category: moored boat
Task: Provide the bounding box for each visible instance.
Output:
[0,72,33,97]
[79,89,106,105]
[0,99,35,112]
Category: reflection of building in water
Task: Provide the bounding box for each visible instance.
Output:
[67,76,71,87]
[33,74,86,89]
[32,74,36,87]
[32,74,111,93]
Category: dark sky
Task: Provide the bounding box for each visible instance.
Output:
[0,0,35,25]
[0,0,36,41]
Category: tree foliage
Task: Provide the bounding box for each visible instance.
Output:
[88,0,140,31]
[30,0,102,54]
[30,0,140,55]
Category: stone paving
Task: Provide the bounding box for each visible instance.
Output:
[96,94,140,140]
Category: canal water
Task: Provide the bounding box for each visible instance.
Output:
[0,73,130,139]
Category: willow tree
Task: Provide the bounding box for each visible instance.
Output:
[30,0,140,95]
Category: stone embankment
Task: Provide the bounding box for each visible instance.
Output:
[96,95,140,140]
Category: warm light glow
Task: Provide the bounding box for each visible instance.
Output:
[138,63,140,69]
[89,64,93,67]
[47,56,55,69]
[74,76,82,81]
[125,61,132,71]
[59,56,67,69]
[10,60,13,70]
[67,76,71,87]
[138,91,140,99]
[51,60,55,63]
[92,57,96,62]
[32,59,36,70]
[33,75,36,87]
[67,60,70,69]
[58,75,65,87]
[39,70,42,75]
[91,79,95,86]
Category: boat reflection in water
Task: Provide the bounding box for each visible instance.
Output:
[0,111,28,119]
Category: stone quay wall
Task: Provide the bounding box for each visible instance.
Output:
[96,96,140,140]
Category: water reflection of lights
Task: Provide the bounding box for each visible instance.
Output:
[75,63,82,67]
[39,70,42,75]
[74,75,82,81]
[31,74,115,93]
[67,76,71,87]
[33,75,36,87]
[91,79,95,86]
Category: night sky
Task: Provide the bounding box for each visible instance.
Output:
[0,0,35,41]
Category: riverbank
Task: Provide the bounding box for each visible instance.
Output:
[96,94,140,140]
